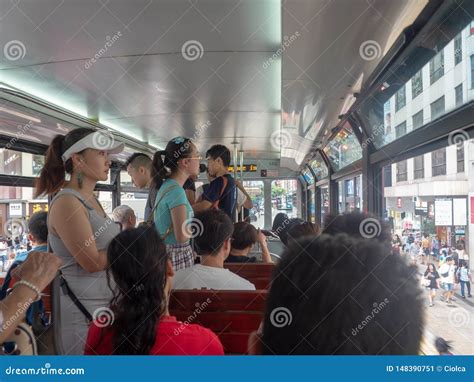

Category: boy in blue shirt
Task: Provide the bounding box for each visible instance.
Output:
[15,211,48,262]
[193,144,238,219]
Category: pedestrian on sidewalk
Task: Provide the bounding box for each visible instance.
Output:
[423,263,440,307]
[456,260,472,298]
[439,257,456,304]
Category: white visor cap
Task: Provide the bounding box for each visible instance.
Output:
[61,131,124,162]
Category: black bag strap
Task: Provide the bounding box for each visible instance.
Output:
[59,270,93,323]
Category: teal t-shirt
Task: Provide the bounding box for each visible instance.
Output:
[153,178,193,245]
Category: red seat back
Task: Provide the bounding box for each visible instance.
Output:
[224,263,275,289]
[170,289,267,354]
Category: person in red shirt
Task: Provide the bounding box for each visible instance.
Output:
[84,226,223,355]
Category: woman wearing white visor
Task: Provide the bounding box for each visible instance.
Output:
[35,128,124,354]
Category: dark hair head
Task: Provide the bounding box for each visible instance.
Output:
[105,226,168,355]
[206,144,231,167]
[272,213,289,232]
[456,241,465,250]
[446,256,453,262]
[35,128,95,197]
[279,218,304,246]
[232,222,258,250]
[261,233,424,355]
[323,212,391,245]
[193,209,234,256]
[28,211,48,243]
[151,137,194,190]
[426,263,437,272]
[287,221,321,245]
[124,153,152,170]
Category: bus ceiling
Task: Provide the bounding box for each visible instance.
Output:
[0,0,429,169]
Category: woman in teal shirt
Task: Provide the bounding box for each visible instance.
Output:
[151,137,201,270]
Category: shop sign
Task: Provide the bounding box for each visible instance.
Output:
[435,199,452,226]
[397,197,402,208]
[453,198,467,226]
[9,203,23,217]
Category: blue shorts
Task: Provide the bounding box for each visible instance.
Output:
[442,283,454,292]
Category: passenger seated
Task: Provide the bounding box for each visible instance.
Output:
[112,205,137,231]
[84,226,224,355]
[173,210,255,290]
[286,221,320,246]
[14,211,49,262]
[248,234,423,354]
[226,222,272,263]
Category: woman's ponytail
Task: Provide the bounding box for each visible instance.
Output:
[35,134,66,197]
[151,151,167,190]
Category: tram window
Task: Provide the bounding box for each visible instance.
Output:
[323,122,362,171]
[96,191,113,218]
[120,170,134,187]
[307,187,315,224]
[359,20,473,148]
[385,142,472,248]
[1,185,48,273]
[309,152,328,180]
[120,191,148,223]
[271,180,298,224]
[242,181,264,229]
[320,185,329,223]
[0,149,44,177]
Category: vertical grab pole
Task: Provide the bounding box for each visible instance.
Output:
[239,150,244,222]
[232,142,238,222]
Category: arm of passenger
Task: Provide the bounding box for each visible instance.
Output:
[192,200,212,213]
[170,205,191,243]
[50,196,107,273]
[257,229,273,264]
[235,180,253,209]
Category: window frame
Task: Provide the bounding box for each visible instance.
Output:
[431,148,446,177]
